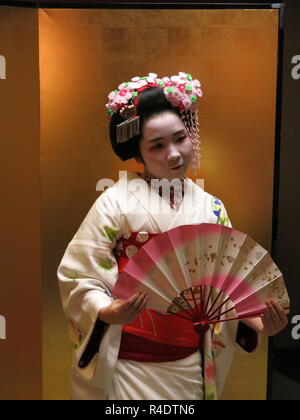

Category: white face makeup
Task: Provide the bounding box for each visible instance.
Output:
[138,112,193,180]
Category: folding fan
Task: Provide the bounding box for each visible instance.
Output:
[112,224,290,334]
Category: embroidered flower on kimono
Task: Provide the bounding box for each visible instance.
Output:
[68,271,79,282]
[136,232,149,242]
[214,321,222,335]
[213,197,231,226]
[125,244,138,259]
[212,339,226,358]
[217,216,230,226]
[68,319,86,350]
[102,225,118,242]
[213,197,222,218]
[206,391,216,400]
[205,361,216,385]
[98,257,115,271]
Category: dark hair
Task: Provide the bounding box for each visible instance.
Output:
[109,87,181,161]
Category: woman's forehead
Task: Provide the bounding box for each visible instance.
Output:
[142,113,186,139]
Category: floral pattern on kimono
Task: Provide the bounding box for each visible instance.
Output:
[213,196,230,226]
[68,318,86,351]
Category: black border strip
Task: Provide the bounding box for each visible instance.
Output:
[0,2,283,10]
[267,2,285,402]
[0,1,37,6]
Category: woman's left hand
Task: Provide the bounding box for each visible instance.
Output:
[260,299,288,336]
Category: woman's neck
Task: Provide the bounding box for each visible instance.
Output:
[137,171,186,211]
[138,170,186,182]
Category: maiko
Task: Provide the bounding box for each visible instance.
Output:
[0,315,6,340]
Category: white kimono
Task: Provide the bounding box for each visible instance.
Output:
[57,171,256,400]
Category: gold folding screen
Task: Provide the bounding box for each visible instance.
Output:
[0,6,42,400]
[40,8,279,400]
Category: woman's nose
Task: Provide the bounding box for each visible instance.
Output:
[166,145,181,162]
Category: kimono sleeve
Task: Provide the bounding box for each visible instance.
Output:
[212,197,232,228]
[57,190,121,357]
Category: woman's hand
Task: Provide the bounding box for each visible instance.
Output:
[260,299,289,336]
[98,292,149,325]
[241,299,288,336]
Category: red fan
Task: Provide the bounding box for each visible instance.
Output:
[113,224,290,334]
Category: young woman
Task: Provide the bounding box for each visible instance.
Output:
[57,72,288,400]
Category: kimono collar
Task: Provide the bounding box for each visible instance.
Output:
[136,172,185,210]
[120,171,203,232]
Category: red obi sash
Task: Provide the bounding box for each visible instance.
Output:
[114,231,200,362]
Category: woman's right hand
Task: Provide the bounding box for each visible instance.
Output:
[98,292,149,325]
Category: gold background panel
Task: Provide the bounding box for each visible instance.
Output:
[39,8,279,400]
[0,6,42,400]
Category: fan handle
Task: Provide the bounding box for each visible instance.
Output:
[193,322,210,335]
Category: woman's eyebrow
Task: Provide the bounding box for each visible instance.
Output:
[148,129,186,143]
[149,137,163,143]
[173,129,185,136]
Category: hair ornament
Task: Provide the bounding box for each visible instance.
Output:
[106,72,203,171]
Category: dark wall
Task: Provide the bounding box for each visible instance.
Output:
[269,0,300,400]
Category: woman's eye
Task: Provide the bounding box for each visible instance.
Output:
[176,136,186,142]
[152,144,163,150]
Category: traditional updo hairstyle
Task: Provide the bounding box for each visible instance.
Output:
[109,87,182,163]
